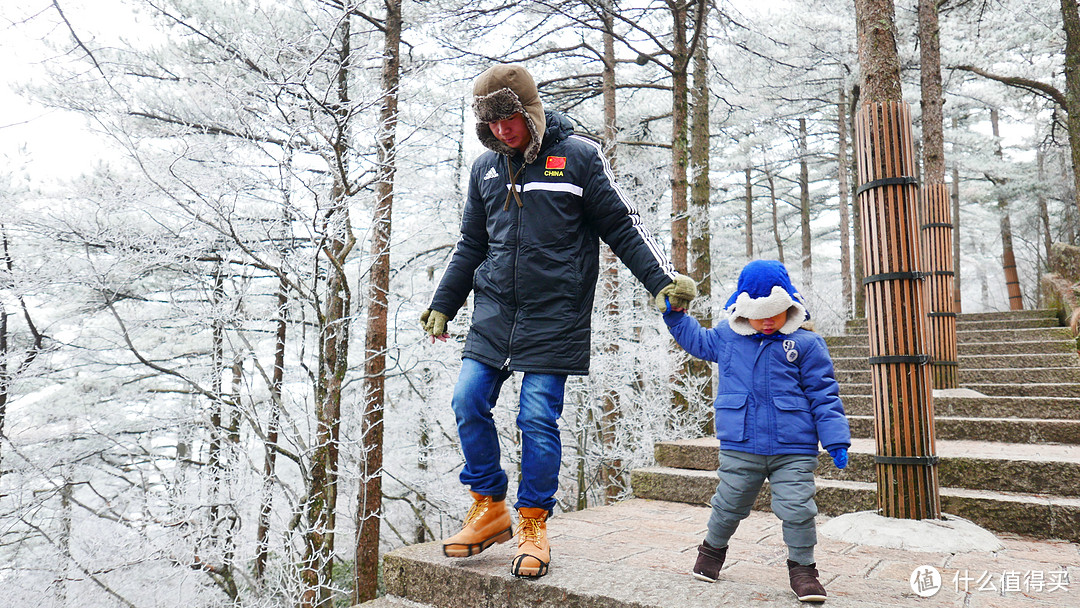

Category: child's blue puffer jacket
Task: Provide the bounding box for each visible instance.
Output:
[664,311,851,456]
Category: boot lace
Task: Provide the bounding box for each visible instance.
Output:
[463,497,490,526]
[517,516,543,544]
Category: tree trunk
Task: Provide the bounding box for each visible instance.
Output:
[854,0,903,102]
[209,259,228,553]
[917,0,957,388]
[1061,0,1080,220]
[0,225,46,480]
[853,0,941,520]
[989,109,1024,311]
[598,0,623,503]
[689,16,713,435]
[669,0,690,273]
[851,86,866,318]
[918,0,945,183]
[951,145,962,313]
[1038,150,1053,269]
[667,0,707,423]
[799,117,812,289]
[354,0,400,603]
[0,296,7,476]
[768,171,785,264]
[301,11,356,608]
[745,167,754,259]
[838,87,853,318]
[255,273,287,579]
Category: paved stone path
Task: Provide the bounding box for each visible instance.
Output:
[376,498,1080,607]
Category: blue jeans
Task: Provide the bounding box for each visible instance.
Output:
[452,357,567,512]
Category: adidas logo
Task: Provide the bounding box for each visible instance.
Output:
[483,167,498,181]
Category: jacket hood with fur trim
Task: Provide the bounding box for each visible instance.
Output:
[473,64,546,164]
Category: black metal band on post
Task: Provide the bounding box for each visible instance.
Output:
[931,360,958,366]
[921,222,954,230]
[867,354,932,365]
[875,455,940,466]
[855,176,919,197]
[928,312,957,318]
[862,271,928,286]
[931,270,955,277]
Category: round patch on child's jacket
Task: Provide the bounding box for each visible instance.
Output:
[783,340,799,362]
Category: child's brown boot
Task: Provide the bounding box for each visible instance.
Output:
[510,508,549,578]
[441,491,513,557]
[787,560,827,602]
[692,540,727,582]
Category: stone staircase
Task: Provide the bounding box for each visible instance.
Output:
[367,309,1080,608]
[633,309,1080,542]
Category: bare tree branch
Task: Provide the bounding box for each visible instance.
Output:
[951,65,1068,110]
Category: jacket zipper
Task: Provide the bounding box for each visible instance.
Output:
[753,339,770,453]
[503,155,522,370]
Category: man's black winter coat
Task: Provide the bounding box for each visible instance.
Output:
[430,111,676,375]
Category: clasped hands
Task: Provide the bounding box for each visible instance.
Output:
[654,273,697,312]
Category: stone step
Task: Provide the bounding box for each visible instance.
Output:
[379,499,1079,608]
[946,309,1061,321]
[841,382,1080,399]
[962,382,1080,398]
[356,597,435,608]
[844,317,1061,332]
[652,437,1080,497]
[836,367,1080,385]
[847,415,1080,444]
[831,352,1080,371]
[825,326,1074,346]
[844,309,1059,326]
[828,340,1077,357]
[841,393,1080,419]
[630,467,1080,542]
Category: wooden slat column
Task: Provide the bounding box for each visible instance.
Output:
[921,184,958,388]
[854,102,941,520]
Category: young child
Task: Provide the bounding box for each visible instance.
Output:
[661,259,850,603]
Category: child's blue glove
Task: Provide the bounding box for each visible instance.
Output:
[829,447,848,470]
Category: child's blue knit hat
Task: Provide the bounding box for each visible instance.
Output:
[724,260,808,336]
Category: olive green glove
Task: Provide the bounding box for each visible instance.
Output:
[420,308,450,342]
[654,273,697,312]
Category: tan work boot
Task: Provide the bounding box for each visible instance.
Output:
[510,507,550,578]
[442,491,513,557]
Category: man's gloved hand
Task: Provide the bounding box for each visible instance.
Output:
[420,309,449,343]
[654,273,697,312]
[829,447,848,470]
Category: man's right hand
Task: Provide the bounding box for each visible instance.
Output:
[420,309,450,343]
[654,273,697,312]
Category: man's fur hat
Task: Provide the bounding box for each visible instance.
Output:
[724,260,809,336]
[473,64,545,164]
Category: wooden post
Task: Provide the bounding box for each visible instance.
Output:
[920,184,958,388]
[854,101,942,520]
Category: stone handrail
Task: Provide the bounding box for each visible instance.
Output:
[1042,242,1080,341]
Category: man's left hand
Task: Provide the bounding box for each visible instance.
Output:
[654,273,697,312]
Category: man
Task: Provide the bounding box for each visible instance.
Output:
[420,63,695,578]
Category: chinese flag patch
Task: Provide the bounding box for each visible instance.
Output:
[545,156,567,170]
